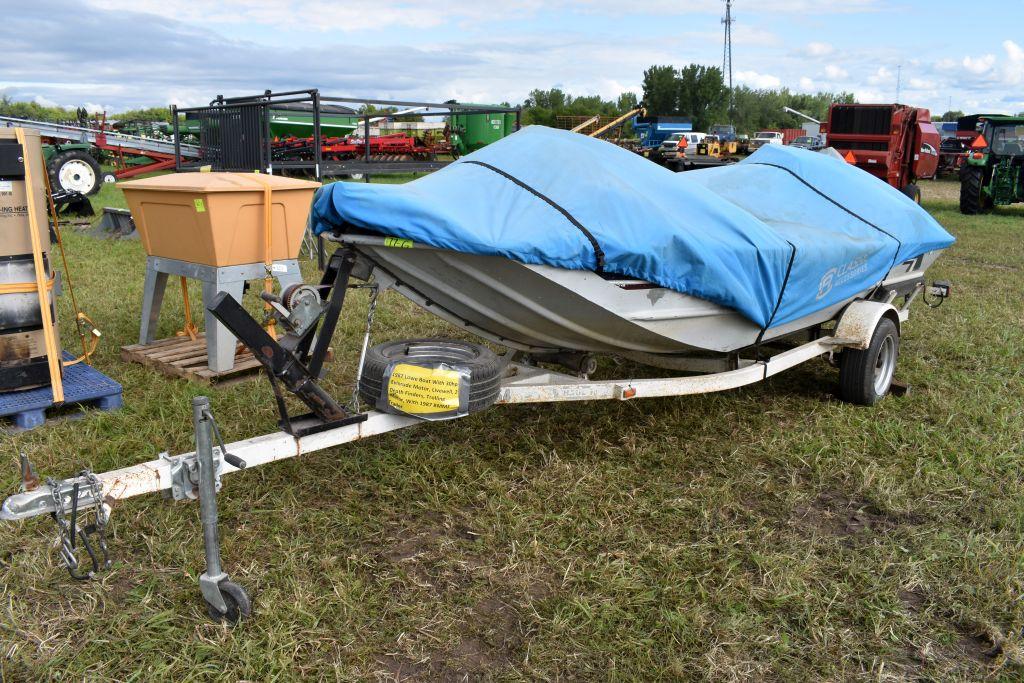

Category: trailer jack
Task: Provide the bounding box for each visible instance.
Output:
[10,397,253,623]
[191,396,251,624]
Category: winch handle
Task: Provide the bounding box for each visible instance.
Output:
[202,409,247,470]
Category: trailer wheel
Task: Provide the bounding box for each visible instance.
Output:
[838,317,899,406]
[204,580,251,625]
[48,150,102,195]
[901,183,921,204]
[959,166,990,215]
[358,339,504,413]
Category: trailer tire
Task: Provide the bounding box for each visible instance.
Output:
[901,183,921,204]
[358,339,504,413]
[838,317,899,406]
[959,166,990,215]
[48,150,102,195]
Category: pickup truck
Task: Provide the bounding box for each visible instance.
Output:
[748,131,784,151]
[658,132,706,162]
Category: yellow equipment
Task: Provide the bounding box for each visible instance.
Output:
[695,135,739,159]
[589,107,646,138]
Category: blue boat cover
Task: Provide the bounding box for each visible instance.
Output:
[311,126,954,328]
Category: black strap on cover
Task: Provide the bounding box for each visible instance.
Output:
[747,161,904,259]
[461,160,606,273]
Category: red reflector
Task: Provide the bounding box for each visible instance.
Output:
[621,387,637,399]
[972,152,984,159]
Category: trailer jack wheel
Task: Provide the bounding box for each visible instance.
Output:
[204,579,251,624]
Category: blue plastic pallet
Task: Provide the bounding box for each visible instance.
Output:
[0,352,123,430]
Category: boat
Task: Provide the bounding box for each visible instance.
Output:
[312,127,955,366]
[330,233,945,362]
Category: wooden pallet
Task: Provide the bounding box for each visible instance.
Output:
[121,334,263,385]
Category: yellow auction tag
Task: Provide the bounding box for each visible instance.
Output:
[383,236,413,249]
[386,363,462,414]
[193,198,206,213]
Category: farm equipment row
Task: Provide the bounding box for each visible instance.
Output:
[271,131,453,164]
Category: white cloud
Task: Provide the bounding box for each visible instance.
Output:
[735,71,782,88]
[1001,40,1024,85]
[853,88,885,103]
[32,94,59,107]
[85,0,888,29]
[868,66,894,85]
[799,76,815,90]
[732,25,782,48]
[956,41,1023,89]
[823,64,848,79]
[962,53,995,74]
[805,42,834,57]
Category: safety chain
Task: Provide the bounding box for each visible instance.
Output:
[349,283,380,413]
[46,470,110,580]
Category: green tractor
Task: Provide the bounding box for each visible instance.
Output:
[43,142,106,196]
[959,114,1024,215]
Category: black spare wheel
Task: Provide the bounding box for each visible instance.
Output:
[359,339,504,416]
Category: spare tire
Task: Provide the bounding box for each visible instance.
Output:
[358,339,504,414]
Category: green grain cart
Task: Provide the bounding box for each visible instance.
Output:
[449,109,518,157]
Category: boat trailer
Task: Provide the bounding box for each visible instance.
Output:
[0,246,949,623]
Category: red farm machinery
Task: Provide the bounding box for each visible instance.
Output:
[272,131,452,166]
[824,103,940,203]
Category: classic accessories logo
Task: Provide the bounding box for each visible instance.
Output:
[816,255,869,300]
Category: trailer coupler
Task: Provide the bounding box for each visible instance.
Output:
[5,454,112,580]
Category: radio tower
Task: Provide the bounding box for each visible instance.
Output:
[722,0,735,116]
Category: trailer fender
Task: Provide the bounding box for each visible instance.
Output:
[833,300,900,350]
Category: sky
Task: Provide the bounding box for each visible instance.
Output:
[4,0,1023,116]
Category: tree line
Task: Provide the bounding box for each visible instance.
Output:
[0,96,172,124]
[8,70,1020,135]
[521,64,855,135]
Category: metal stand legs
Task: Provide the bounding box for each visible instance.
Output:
[193,396,251,624]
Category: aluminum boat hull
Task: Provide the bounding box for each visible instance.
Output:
[347,239,943,355]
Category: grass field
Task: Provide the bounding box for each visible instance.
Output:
[1,177,1023,681]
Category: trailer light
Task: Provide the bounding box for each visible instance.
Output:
[972,152,984,159]
[929,280,951,298]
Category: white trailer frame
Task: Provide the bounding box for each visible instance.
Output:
[0,296,924,620]
[1,304,893,521]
